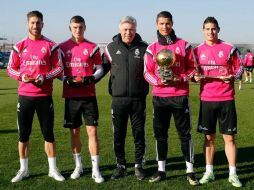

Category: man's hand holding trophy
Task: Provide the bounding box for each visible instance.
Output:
[194,63,233,83]
[155,49,180,85]
[21,66,44,85]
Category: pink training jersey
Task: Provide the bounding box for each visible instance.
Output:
[144,38,196,97]
[7,36,63,97]
[194,40,243,101]
[59,38,102,98]
[244,52,254,67]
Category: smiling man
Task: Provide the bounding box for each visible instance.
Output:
[102,16,149,180]
[7,10,64,182]
[144,11,198,185]
[194,17,243,188]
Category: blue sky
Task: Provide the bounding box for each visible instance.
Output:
[1,0,253,44]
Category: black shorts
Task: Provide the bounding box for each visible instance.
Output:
[245,66,253,72]
[64,96,99,128]
[17,95,54,142]
[197,100,237,135]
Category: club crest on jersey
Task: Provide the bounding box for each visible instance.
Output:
[41,47,47,53]
[218,51,224,58]
[175,47,180,54]
[134,49,140,58]
[83,49,88,56]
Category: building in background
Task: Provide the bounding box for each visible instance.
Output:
[0,37,13,68]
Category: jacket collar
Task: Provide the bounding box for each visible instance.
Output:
[113,33,142,49]
[157,29,177,45]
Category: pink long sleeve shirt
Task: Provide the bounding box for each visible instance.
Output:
[7,36,63,97]
[194,40,243,101]
[144,38,196,97]
[59,39,102,98]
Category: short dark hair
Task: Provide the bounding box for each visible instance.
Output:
[203,17,220,30]
[247,49,251,52]
[156,11,173,22]
[70,15,85,25]
[27,10,43,21]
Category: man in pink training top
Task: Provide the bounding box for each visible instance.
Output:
[144,11,199,186]
[59,15,104,183]
[7,10,64,182]
[243,49,253,83]
[194,17,243,188]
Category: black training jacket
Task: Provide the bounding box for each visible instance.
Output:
[103,33,149,97]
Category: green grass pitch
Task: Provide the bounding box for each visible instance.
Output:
[0,69,253,189]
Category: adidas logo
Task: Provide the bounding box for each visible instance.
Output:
[116,50,121,54]
[200,53,206,59]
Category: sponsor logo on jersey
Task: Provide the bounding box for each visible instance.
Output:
[65,56,89,68]
[218,51,224,58]
[23,54,46,66]
[116,50,121,55]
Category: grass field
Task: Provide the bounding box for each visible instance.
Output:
[0,69,253,190]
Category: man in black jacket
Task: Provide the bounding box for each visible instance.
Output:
[103,16,149,180]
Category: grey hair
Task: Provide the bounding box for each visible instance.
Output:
[119,16,137,28]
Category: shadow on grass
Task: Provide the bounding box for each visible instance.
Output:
[0,129,18,134]
[90,146,254,183]
[0,93,17,95]
[0,88,17,90]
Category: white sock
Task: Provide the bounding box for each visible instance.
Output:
[158,160,166,172]
[186,161,194,173]
[73,153,82,168]
[20,158,28,171]
[91,155,100,173]
[229,166,237,176]
[205,165,213,174]
[48,157,57,171]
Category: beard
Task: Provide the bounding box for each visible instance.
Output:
[29,28,42,38]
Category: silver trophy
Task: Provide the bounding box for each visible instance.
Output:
[197,64,232,80]
[156,49,178,81]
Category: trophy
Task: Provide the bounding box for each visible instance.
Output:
[24,66,36,82]
[156,49,179,81]
[72,68,84,83]
[196,64,232,80]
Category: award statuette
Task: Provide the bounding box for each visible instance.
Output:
[25,66,36,82]
[196,64,232,80]
[72,68,84,83]
[156,49,178,81]
[72,76,84,83]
